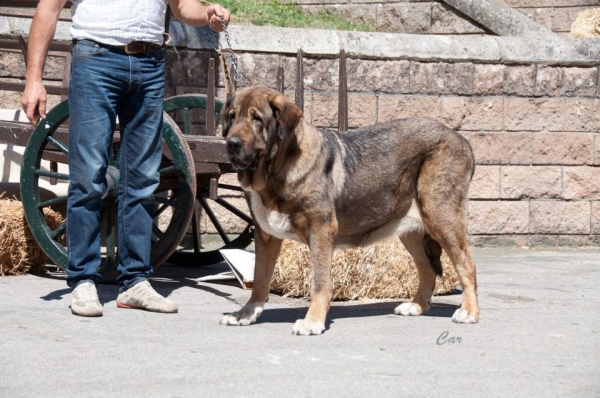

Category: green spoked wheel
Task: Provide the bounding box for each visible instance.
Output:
[163,94,254,266]
[163,93,223,133]
[168,181,255,266]
[151,113,197,267]
[20,100,70,269]
[20,100,197,272]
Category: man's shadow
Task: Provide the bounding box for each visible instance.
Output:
[38,261,237,304]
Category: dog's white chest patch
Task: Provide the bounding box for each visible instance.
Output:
[248,191,300,241]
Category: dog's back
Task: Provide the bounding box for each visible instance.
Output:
[329,117,474,246]
[335,117,473,183]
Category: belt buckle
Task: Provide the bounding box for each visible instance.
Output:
[124,42,142,54]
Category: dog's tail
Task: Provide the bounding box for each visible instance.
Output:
[423,234,443,276]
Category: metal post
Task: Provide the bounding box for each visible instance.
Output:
[207,57,216,135]
[17,35,27,66]
[276,56,284,94]
[295,49,304,112]
[61,53,71,102]
[338,49,348,133]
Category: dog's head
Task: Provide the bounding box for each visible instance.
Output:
[221,86,303,171]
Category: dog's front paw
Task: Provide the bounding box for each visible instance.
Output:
[452,308,479,324]
[394,302,428,316]
[220,302,264,326]
[292,319,325,336]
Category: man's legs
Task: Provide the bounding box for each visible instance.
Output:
[114,49,177,313]
[67,41,124,287]
[66,42,175,314]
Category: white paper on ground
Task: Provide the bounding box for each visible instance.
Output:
[196,249,256,289]
[196,271,237,282]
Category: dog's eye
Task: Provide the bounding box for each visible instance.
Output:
[252,115,262,125]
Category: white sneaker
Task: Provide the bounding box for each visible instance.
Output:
[116,281,178,313]
[71,282,103,317]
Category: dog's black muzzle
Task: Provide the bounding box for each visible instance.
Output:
[227,137,243,157]
[226,137,258,171]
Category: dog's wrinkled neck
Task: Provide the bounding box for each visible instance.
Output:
[237,157,268,192]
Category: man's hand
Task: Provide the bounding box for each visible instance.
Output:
[21,80,48,126]
[168,0,231,30]
[22,0,66,126]
[206,4,230,32]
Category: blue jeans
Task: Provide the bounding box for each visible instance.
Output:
[66,39,165,290]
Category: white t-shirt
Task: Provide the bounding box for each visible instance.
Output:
[70,0,167,46]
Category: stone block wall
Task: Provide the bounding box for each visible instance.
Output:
[288,0,600,35]
[2,11,600,247]
[0,49,64,110]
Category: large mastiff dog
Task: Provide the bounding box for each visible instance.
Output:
[219,86,479,335]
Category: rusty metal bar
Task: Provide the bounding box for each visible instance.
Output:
[17,35,27,66]
[276,56,284,94]
[206,57,216,135]
[0,81,69,95]
[338,49,348,133]
[0,39,70,53]
[295,49,304,112]
[61,52,71,101]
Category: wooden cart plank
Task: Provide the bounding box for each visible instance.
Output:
[0,120,34,146]
[185,135,229,164]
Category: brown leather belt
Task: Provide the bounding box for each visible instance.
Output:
[122,41,162,54]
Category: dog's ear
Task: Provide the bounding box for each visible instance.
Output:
[220,95,235,137]
[268,93,302,141]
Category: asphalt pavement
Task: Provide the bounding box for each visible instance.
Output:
[0,247,599,398]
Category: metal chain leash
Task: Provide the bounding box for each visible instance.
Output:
[216,16,243,83]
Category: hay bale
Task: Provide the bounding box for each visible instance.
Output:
[570,8,600,37]
[0,198,64,276]
[272,238,460,300]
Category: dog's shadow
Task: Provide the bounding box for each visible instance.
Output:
[249,301,459,330]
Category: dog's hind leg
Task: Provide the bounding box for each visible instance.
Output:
[416,142,479,323]
[395,232,441,316]
[431,228,479,324]
[419,190,479,324]
[220,230,282,326]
